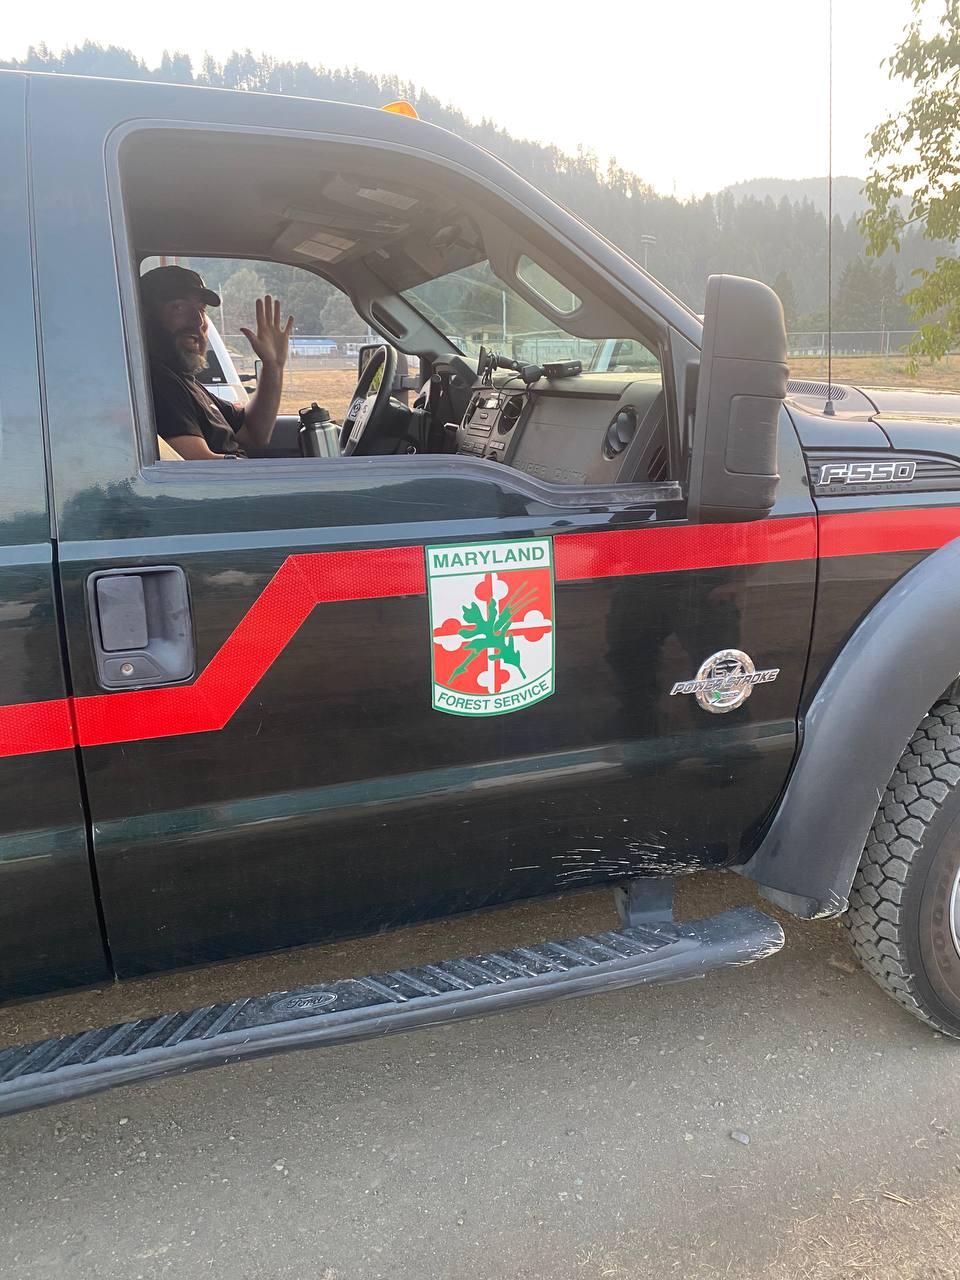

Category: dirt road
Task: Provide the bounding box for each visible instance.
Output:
[2,873,959,1279]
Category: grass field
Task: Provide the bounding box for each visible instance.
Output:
[273,353,960,418]
[278,368,357,418]
[789,352,960,391]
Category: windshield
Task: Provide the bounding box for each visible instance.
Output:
[402,260,657,374]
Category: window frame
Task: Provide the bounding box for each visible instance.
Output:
[105,118,686,502]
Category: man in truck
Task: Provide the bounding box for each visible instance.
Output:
[140,264,294,459]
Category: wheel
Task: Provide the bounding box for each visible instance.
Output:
[845,697,960,1037]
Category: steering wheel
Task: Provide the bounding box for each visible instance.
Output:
[339,345,398,457]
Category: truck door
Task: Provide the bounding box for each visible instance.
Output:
[27,78,817,977]
[0,75,107,999]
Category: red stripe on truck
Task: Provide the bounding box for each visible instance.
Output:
[1,508,957,760]
[0,698,76,757]
[552,515,816,580]
[819,506,960,559]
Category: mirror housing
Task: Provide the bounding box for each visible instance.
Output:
[687,275,787,523]
[240,359,263,391]
[357,343,380,380]
[358,343,416,399]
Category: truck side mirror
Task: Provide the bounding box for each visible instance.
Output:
[357,344,381,380]
[240,359,262,390]
[687,275,787,523]
[358,343,414,397]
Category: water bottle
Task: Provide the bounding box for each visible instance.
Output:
[299,403,342,458]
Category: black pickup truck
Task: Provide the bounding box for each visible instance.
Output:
[3,69,960,1116]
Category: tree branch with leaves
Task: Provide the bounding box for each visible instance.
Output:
[862,0,960,360]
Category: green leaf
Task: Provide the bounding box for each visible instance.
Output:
[445,581,539,685]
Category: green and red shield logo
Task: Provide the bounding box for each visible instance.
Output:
[427,538,555,717]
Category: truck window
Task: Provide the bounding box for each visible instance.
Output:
[115,127,676,488]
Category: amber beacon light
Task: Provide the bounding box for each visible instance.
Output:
[381,100,419,118]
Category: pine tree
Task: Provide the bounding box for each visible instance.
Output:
[158,52,193,84]
[772,272,798,328]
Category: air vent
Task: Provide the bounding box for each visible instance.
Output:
[499,397,523,433]
[787,380,847,401]
[648,445,669,482]
[603,408,638,460]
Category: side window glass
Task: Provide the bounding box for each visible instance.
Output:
[121,131,674,488]
[516,255,581,315]
[588,338,661,375]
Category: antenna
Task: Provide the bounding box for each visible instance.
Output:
[824,0,836,416]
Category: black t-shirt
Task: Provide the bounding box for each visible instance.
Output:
[150,361,247,456]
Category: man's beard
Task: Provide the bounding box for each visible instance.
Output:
[172,329,208,375]
[148,322,208,374]
[176,346,208,375]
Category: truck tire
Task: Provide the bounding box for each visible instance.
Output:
[844,698,960,1037]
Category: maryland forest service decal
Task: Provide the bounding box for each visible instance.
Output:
[427,538,555,717]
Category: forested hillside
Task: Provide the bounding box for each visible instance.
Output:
[721,176,867,224]
[3,42,950,329]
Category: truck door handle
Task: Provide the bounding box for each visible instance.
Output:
[87,566,194,689]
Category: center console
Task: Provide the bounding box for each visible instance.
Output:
[452,368,668,488]
[455,388,525,462]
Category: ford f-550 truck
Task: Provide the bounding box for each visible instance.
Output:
[3,69,960,1115]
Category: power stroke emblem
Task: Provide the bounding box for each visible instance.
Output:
[427,537,555,717]
[670,649,779,714]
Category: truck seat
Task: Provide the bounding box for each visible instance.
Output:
[157,436,184,461]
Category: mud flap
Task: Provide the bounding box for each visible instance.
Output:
[0,906,783,1117]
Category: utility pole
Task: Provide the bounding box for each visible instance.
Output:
[640,234,656,272]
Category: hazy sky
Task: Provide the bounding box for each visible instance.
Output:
[2,0,916,197]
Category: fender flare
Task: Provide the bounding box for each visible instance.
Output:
[740,535,960,918]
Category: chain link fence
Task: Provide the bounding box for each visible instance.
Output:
[786,330,924,357]
[224,334,373,374]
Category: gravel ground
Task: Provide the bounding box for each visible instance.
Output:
[2,873,959,1279]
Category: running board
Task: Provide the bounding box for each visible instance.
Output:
[0,906,783,1117]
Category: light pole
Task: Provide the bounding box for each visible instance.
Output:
[640,234,656,272]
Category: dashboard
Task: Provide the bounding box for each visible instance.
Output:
[454,371,669,487]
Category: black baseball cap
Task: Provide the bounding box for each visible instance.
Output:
[140,265,221,308]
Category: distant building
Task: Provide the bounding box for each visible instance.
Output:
[290,337,338,357]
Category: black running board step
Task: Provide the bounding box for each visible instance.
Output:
[0,906,783,1117]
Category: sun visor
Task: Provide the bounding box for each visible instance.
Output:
[365,217,486,292]
[321,173,421,217]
